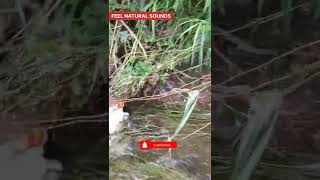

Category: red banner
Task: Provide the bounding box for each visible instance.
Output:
[109,12,174,21]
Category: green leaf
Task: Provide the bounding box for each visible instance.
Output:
[119,31,130,44]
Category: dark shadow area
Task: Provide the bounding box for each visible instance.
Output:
[0,0,107,179]
[213,1,320,180]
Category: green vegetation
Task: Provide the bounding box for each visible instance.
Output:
[1,0,212,179]
[108,2,212,178]
[109,0,211,99]
[1,0,107,113]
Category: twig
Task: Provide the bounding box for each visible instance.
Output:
[213,46,242,73]
[215,26,276,55]
[221,39,320,85]
[251,61,320,91]
[7,0,61,44]
[3,94,31,112]
[47,119,106,130]
[45,0,62,18]
[121,82,209,103]
[173,69,197,79]
[218,62,320,99]
[18,113,107,125]
[213,3,308,36]
[120,20,148,60]
[284,71,320,95]
[181,123,211,140]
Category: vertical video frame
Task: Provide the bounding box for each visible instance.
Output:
[108,0,212,179]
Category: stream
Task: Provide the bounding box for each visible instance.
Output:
[110,104,211,180]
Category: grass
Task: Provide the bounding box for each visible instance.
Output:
[109,0,211,99]
[1,0,107,114]
[231,91,283,180]
[171,90,200,140]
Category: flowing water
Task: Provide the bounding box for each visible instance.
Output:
[110,105,211,180]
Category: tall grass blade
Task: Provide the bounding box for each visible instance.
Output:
[257,0,265,16]
[204,0,211,13]
[15,0,26,26]
[171,90,200,140]
[312,0,320,20]
[198,29,205,72]
[176,22,200,41]
[191,25,201,66]
[231,91,283,180]
[281,0,293,33]
[151,1,157,40]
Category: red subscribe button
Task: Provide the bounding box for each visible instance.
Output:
[140,140,177,150]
